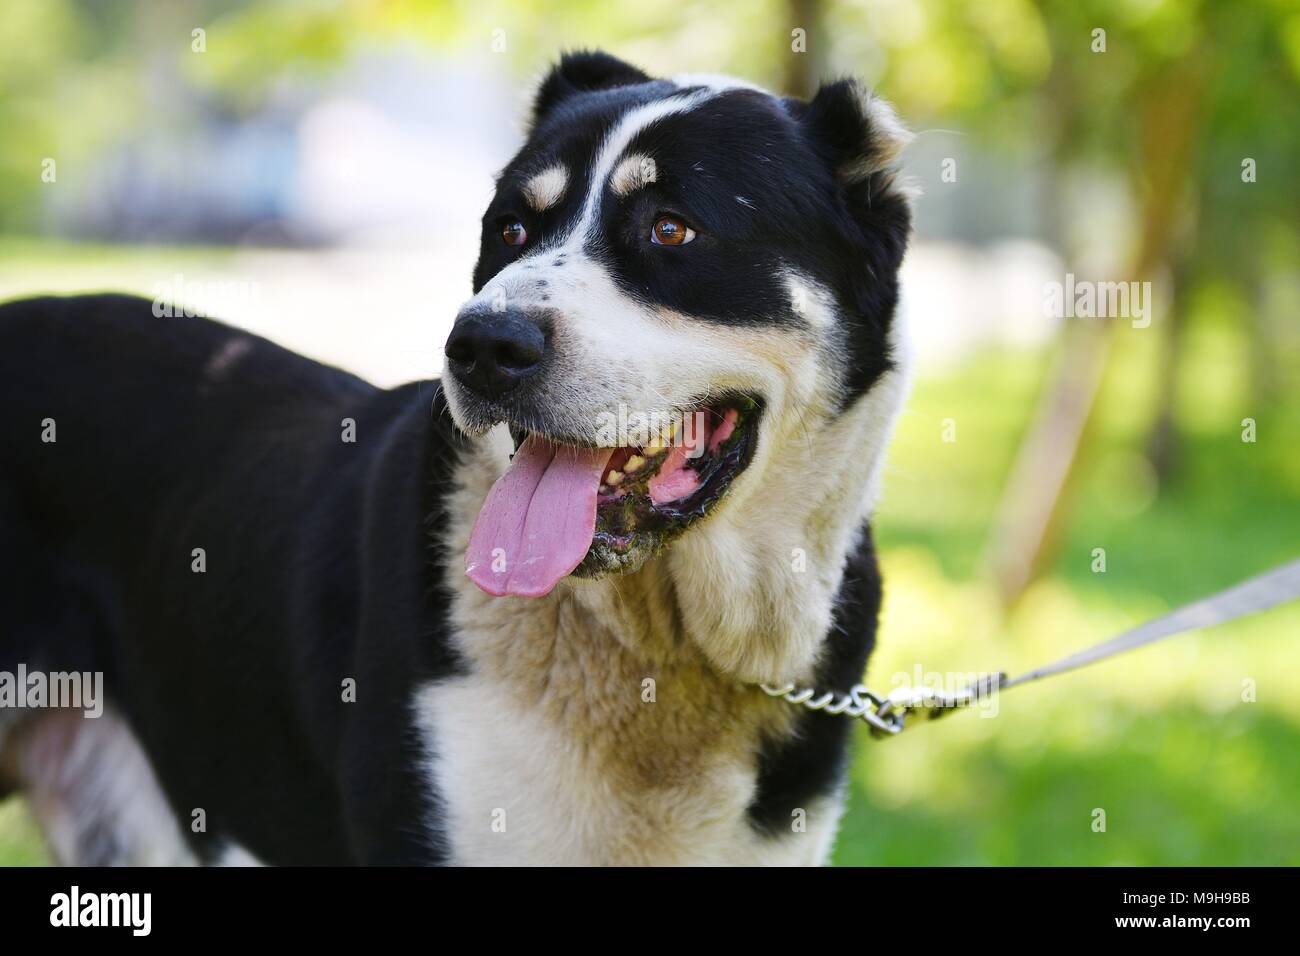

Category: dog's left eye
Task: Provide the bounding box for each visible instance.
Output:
[502,221,528,247]
[651,216,696,246]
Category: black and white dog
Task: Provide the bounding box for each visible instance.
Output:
[0,51,912,865]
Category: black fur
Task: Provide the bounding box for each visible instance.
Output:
[0,295,467,864]
[531,50,653,130]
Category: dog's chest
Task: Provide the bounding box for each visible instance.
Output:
[411,606,840,865]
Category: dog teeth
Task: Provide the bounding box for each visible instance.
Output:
[624,455,646,474]
[606,470,624,486]
[645,422,677,453]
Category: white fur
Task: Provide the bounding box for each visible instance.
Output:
[214,842,264,866]
[415,675,841,865]
[609,152,658,196]
[522,164,569,211]
[9,707,196,866]
[784,270,837,329]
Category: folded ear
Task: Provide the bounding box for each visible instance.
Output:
[793,79,912,384]
[795,78,912,184]
[532,51,651,128]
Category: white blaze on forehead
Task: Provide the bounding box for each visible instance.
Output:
[522,164,569,211]
[609,153,658,196]
[565,90,713,244]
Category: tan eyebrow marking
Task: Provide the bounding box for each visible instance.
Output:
[522,165,569,211]
[609,153,658,197]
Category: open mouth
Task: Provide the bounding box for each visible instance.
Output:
[465,396,760,597]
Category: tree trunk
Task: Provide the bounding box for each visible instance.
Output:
[985,50,1207,604]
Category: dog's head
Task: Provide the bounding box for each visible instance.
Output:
[445,52,912,599]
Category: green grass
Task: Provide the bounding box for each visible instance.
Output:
[834,320,1300,865]
[0,799,46,866]
[835,705,1300,865]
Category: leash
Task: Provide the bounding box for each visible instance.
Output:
[761,557,1300,739]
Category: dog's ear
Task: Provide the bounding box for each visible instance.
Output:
[793,78,912,185]
[791,78,913,282]
[793,79,912,388]
[532,51,651,128]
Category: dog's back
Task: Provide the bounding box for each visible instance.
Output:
[0,294,459,864]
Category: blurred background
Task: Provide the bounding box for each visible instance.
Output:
[2,0,1298,865]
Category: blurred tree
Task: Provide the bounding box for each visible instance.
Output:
[842,0,1299,602]
[783,0,826,99]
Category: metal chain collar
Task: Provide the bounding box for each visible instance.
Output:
[760,674,1005,738]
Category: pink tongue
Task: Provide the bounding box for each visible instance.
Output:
[465,435,614,598]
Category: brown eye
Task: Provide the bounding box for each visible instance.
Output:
[651,215,695,246]
[502,221,528,247]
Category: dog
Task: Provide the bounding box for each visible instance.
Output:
[0,51,912,865]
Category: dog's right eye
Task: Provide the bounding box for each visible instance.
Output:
[651,215,695,246]
[501,221,528,247]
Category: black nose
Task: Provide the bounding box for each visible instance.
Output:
[444,308,547,400]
